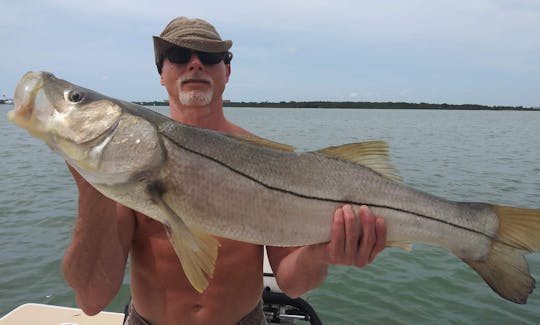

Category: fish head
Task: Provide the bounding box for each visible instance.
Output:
[8,71,122,163]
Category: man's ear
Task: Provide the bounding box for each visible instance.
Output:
[160,73,165,86]
[225,64,231,83]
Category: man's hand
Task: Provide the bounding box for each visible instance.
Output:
[312,205,387,267]
[267,205,386,298]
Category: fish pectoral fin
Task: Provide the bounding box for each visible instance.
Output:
[229,133,296,151]
[315,141,402,182]
[386,240,413,251]
[151,193,220,293]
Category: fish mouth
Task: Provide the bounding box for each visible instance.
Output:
[7,71,44,126]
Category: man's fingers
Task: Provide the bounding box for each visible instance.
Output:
[326,205,386,267]
[356,205,376,267]
[369,217,387,263]
[343,205,361,265]
[328,206,345,263]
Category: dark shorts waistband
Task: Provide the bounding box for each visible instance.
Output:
[123,300,267,325]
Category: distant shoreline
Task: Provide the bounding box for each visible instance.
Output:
[132,100,540,111]
[2,100,538,111]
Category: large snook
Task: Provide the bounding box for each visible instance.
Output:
[7,71,540,303]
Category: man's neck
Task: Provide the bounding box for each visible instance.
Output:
[169,101,228,132]
[168,99,252,136]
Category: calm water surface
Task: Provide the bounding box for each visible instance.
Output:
[1,104,539,324]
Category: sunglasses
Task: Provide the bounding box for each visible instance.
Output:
[165,47,232,65]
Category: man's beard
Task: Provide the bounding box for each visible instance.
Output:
[177,74,214,106]
[178,89,213,106]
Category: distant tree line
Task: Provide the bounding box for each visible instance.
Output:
[2,97,535,110]
[131,100,539,111]
[224,101,538,110]
[132,100,169,106]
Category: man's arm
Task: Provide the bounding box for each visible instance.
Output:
[266,205,386,298]
[62,165,135,315]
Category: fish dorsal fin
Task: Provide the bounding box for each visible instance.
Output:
[316,141,402,182]
[230,134,295,151]
[150,191,220,293]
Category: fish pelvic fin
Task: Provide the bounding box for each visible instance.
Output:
[463,205,540,304]
[163,221,220,293]
[151,192,220,293]
[316,141,402,182]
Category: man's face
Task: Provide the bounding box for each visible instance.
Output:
[160,48,230,107]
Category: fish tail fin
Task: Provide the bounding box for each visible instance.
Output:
[463,205,540,304]
[463,241,534,304]
[493,205,540,251]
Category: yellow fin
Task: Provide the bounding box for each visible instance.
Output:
[152,193,220,293]
[316,141,402,182]
[230,134,295,151]
[163,221,220,293]
[462,204,540,304]
[493,205,540,251]
[386,241,412,251]
[463,242,534,304]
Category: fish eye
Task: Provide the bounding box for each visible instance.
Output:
[67,90,84,103]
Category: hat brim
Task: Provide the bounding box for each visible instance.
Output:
[153,36,232,67]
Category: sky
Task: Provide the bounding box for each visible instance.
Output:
[1,0,539,107]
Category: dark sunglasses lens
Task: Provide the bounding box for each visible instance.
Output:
[167,48,192,64]
[198,52,224,65]
[166,47,225,65]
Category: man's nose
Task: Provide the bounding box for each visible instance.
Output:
[187,53,204,70]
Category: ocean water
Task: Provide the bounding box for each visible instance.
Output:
[1,104,539,324]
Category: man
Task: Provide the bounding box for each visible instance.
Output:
[62,17,387,325]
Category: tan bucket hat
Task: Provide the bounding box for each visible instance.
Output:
[153,17,232,68]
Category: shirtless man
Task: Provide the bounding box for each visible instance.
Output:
[62,17,387,325]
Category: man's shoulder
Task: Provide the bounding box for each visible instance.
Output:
[223,120,254,136]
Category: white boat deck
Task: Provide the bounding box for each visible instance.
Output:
[0,303,124,325]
